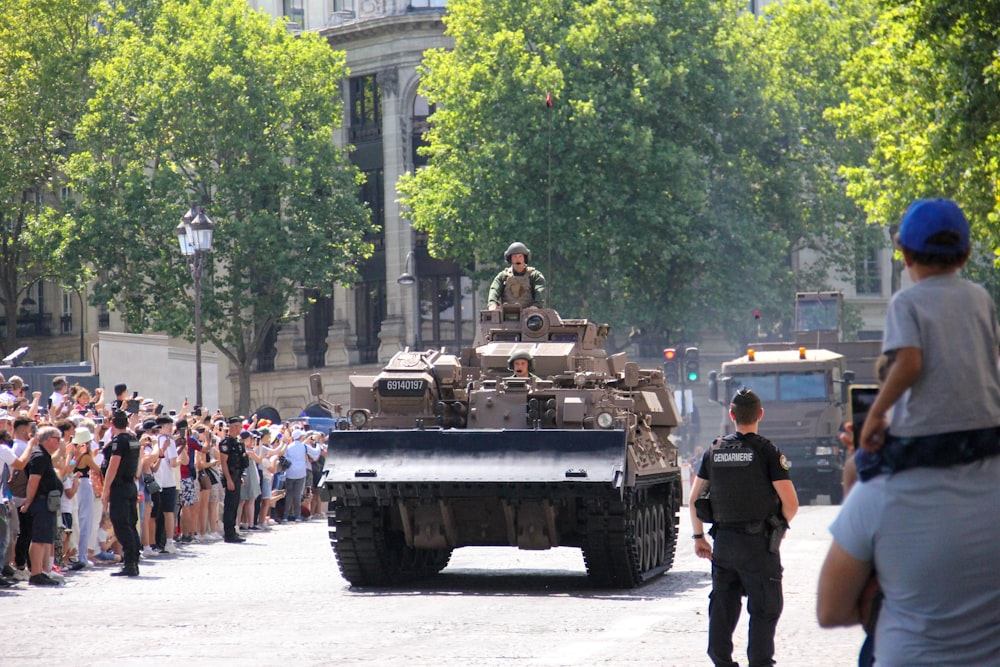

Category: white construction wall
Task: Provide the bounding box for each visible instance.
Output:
[96,331,227,414]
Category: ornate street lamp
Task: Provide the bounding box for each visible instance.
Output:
[176,204,215,406]
[397,250,420,350]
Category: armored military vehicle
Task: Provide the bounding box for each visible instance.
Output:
[321,304,683,588]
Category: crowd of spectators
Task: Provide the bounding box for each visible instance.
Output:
[0,377,329,586]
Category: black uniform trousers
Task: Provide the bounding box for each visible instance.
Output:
[109,485,140,568]
[708,527,783,667]
[222,472,242,539]
[14,507,32,569]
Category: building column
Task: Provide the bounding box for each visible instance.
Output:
[273,296,308,370]
[325,287,352,367]
[377,64,409,363]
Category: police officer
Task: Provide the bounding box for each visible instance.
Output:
[219,416,248,543]
[101,410,142,577]
[487,242,547,310]
[689,388,799,667]
[507,349,540,380]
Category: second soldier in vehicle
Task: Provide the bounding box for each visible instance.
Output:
[508,349,541,380]
[689,388,798,667]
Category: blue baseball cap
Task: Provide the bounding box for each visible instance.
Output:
[897,198,970,255]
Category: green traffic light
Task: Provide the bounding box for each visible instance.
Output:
[687,372,698,382]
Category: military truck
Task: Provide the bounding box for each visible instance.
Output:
[708,347,854,504]
[320,304,683,588]
[706,292,881,504]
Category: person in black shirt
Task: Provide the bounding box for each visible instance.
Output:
[101,410,141,577]
[20,426,63,586]
[219,416,247,543]
[689,389,799,667]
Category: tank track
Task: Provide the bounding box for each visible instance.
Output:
[581,483,679,587]
[328,497,452,586]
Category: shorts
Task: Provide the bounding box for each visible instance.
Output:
[180,478,198,506]
[159,486,179,514]
[95,550,117,561]
[261,476,273,500]
[210,481,223,504]
[30,500,57,544]
[61,512,74,533]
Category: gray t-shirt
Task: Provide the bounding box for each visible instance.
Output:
[882,273,1000,437]
[830,458,1000,666]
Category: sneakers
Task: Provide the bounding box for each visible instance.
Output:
[0,575,18,587]
[48,569,65,583]
[1,564,14,577]
[179,534,194,544]
[141,545,156,558]
[69,560,87,572]
[12,568,29,582]
[29,573,61,586]
[162,541,178,554]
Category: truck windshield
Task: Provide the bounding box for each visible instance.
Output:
[728,371,827,403]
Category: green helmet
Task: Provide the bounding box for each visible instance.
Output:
[504,241,531,264]
[507,348,534,372]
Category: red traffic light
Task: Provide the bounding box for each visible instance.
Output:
[664,348,677,360]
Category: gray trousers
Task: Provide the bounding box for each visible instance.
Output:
[283,476,306,520]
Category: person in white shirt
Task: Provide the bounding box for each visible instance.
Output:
[152,417,180,554]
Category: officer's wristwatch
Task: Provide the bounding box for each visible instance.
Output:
[692,533,704,540]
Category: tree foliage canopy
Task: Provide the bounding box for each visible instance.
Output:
[399,0,878,347]
[0,0,100,352]
[64,0,373,410]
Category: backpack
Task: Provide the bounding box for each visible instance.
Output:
[8,467,28,497]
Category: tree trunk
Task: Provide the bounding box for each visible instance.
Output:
[235,361,253,417]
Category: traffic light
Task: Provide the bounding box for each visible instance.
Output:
[663,348,680,385]
[684,347,700,383]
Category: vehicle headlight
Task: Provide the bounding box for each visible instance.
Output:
[814,446,834,456]
[349,410,369,428]
[596,411,615,429]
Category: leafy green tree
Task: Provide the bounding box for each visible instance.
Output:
[0,0,99,354]
[719,0,883,341]
[65,0,373,413]
[832,1,1000,240]
[399,0,876,348]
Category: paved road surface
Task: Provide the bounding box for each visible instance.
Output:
[2,504,863,666]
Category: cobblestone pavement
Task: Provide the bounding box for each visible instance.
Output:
[2,505,863,666]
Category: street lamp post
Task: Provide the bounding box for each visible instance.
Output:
[397,250,420,351]
[176,204,215,406]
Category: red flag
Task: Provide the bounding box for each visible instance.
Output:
[545,92,553,107]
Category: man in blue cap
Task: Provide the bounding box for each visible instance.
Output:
[818,197,1000,666]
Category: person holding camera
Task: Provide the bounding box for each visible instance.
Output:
[281,428,321,523]
[237,429,261,532]
[689,388,798,667]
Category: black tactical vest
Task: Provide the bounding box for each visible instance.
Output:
[708,432,779,524]
[110,433,140,487]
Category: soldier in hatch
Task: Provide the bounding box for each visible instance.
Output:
[487,242,547,310]
[507,349,541,381]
